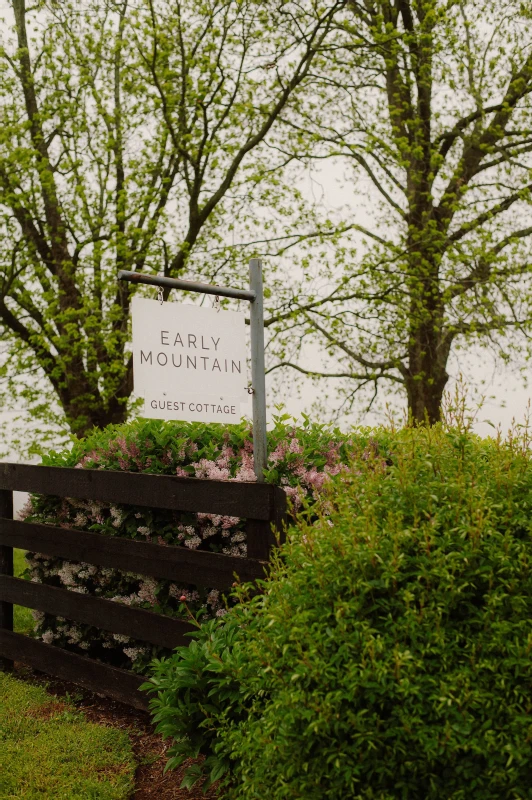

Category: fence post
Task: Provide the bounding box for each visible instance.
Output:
[272,486,288,546]
[0,488,14,671]
[246,486,287,561]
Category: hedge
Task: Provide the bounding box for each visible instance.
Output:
[145,424,532,798]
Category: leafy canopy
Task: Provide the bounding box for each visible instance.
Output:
[265,0,532,422]
[0,0,343,453]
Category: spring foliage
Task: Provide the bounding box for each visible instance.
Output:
[145,423,532,798]
[4,1,532,449]
[0,0,342,451]
[262,0,532,422]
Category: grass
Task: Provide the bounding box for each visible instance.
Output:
[13,549,34,635]
[5,553,138,798]
[0,673,136,799]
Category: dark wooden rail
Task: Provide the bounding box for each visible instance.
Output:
[0,463,286,709]
[1,519,267,588]
[0,462,280,519]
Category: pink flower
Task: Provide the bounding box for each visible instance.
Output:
[162,450,173,466]
[289,437,303,454]
[269,441,288,465]
[234,450,256,482]
[221,515,240,528]
[193,458,230,481]
[127,441,141,459]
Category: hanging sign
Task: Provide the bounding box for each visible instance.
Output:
[132,297,247,423]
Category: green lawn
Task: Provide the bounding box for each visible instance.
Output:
[4,552,138,798]
[0,673,136,799]
[13,549,34,635]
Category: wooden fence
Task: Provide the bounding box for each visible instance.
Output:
[0,463,286,709]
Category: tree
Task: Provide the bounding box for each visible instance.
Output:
[266,0,532,422]
[0,0,344,444]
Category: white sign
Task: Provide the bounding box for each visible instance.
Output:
[132,297,247,423]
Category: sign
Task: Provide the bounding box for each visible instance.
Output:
[132,297,247,423]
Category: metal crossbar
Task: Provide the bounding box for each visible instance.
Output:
[117,270,256,302]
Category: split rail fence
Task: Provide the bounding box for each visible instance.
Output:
[0,463,286,709]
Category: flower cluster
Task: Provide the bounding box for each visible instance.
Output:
[22,418,382,673]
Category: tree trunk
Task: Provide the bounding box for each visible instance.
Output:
[68,404,129,440]
[60,360,133,439]
[404,320,452,424]
[405,369,449,424]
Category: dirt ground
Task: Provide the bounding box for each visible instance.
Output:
[13,664,219,800]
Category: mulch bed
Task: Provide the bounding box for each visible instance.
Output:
[13,664,219,800]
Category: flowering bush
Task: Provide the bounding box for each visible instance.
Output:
[22,416,381,673]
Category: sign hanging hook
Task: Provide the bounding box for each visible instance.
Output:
[157,286,164,305]
[213,293,221,313]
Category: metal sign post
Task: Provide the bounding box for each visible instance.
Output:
[248,259,267,483]
[118,258,268,482]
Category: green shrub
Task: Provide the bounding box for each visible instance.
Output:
[146,425,532,798]
[144,614,248,790]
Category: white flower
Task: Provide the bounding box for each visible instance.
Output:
[100,567,114,578]
[222,544,247,558]
[109,506,124,527]
[66,626,82,643]
[123,646,148,662]
[184,535,202,549]
[113,633,131,644]
[138,578,158,605]
[58,562,80,587]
